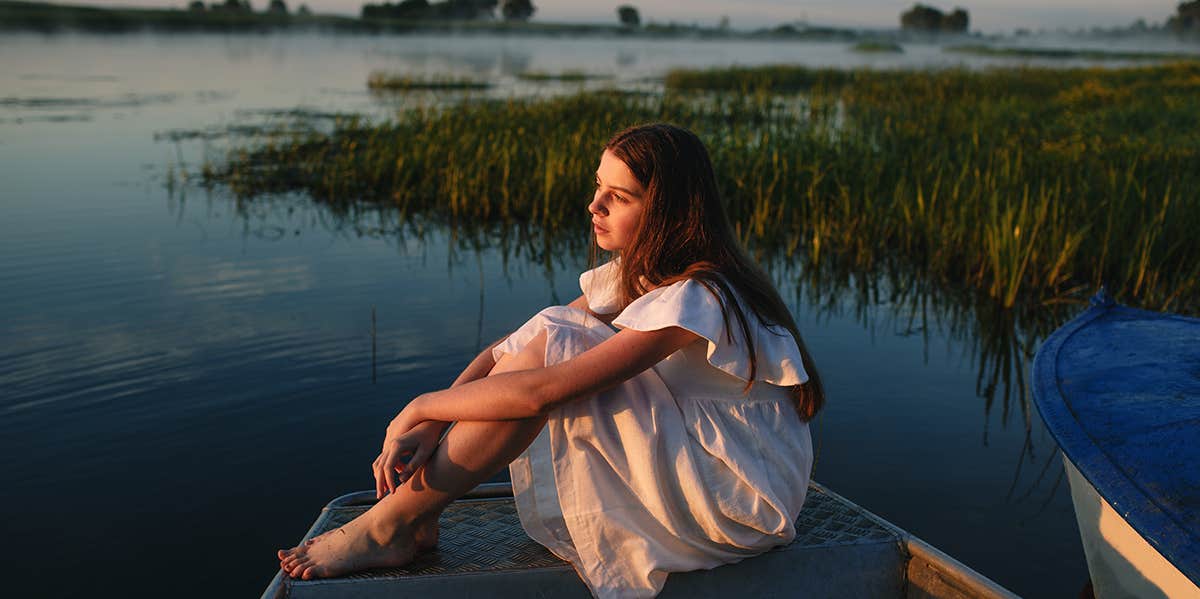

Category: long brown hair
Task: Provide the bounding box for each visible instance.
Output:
[592,123,825,421]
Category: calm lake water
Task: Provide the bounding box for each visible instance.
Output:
[8,30,1189,598]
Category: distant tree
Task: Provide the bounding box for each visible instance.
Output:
[616,5,639,27]
[900,4,942,30]
[362,0,430,19]
[268,0,288,14]
[297,3,311,15]
[500,0,534,21]
[900,4,968,33]
[419,0,489,18]
[942,8,968,32]
[471,0,499,19]
[718,15,730,31]
[188,0,206,11]
[214,0,252,12]
[363,0,498,20]
[1167,0,1200,32]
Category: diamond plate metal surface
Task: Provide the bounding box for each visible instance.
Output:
[310,483,897,581]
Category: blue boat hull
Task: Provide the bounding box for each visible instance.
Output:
[1032,292,1200,595]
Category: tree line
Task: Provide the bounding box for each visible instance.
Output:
[900,4,968,33]
[360,0,534,21]
[185,0,311,16]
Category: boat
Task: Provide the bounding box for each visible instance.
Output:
[263,480,1017,598]
[1032,291,1200,598]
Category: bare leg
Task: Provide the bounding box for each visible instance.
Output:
[278,331,550,580]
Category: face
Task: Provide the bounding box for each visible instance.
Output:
[589,149,646,252]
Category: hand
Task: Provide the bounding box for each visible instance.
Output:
[373,417,447,499]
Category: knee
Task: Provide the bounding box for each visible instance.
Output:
[490,330,547,376]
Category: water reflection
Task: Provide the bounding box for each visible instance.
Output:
[189,182,1078,442]
[183,183,1079,561]
[364,42,535,78]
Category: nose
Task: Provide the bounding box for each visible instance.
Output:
[588,194,607,216]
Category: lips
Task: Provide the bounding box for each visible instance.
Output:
[592,221,608,234]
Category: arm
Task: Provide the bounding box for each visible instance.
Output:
[372,330,507,497]
[453,294,599,388]
[400,335,506,439]
[374,295,635,495]
[401,324,700,425]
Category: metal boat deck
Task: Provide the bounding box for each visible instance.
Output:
[263,481,1016,598]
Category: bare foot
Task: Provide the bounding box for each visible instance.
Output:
[276,503,442,580]
[414,517,439,551]
[276,508,424,579]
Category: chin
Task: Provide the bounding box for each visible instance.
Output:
[596,239,625,252]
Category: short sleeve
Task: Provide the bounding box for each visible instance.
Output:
[579,260,622,314]
[612,279,810,386]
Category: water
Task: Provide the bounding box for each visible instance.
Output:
[3,30,1172,597]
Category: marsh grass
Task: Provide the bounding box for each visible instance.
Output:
[852,41,904,53]
[366,72,492,91]
[516,70,614,82]
[945,44,1200,62]
[209,64,1200,314]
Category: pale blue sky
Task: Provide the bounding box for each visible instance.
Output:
[69,1,1181,32]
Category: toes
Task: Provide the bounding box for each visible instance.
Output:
[288,558,309,579]
[301,564,327,580]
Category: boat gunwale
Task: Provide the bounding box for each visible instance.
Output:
[262,481,1017,599]
[1031,293,1200,585]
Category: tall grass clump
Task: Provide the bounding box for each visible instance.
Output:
[664,63,1200,313]
[209,64,1200,314]
[215,92,662,229]
[367,72,492,91]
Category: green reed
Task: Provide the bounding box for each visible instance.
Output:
[851,41,903,53]
[208,64,1200,314]
[516,70,613,82]
[366,72,492,91]
[945,44,1200,62]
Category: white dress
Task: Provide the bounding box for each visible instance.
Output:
[494,261,813,598]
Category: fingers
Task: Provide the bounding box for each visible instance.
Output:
[374,431,433,498]
[373,455,382,500]
[377,446,403,496]
[399,442,434,485]
[372,453,391,501]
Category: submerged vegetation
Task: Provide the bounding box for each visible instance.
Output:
[207,63,1200,315]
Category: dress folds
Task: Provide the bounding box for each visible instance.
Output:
[494,261,813,598]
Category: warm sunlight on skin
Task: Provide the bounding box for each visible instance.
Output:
[589,150,646,252]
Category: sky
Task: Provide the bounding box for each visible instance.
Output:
[62,1,1183,33]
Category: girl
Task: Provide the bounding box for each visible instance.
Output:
[278,123,825,598]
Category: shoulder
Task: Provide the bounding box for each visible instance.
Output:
[612,277,727,333]
[578,260,622,314]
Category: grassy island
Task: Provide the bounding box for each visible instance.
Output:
[946,44,1200,62]
[367,73,492,91]
[207,64,1200,315]
[852,41,905,53]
